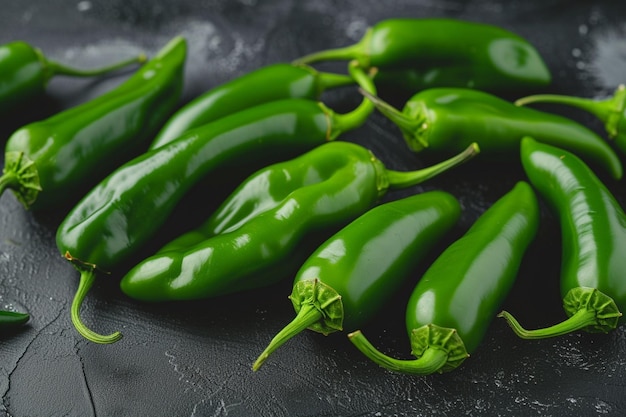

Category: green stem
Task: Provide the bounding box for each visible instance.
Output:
[45,53,147,79]
[359,88,429,151]
[292,29,371,67]
[386,142,480,188]
[71,267,122,344]
[0,310,30,328]
[498,309,604,339]
[348,330,449,375]
[515,84,626,140]
[252,303,323,371]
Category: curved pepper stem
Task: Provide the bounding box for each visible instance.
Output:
[498,287,623,339]
[42,51,147,81]
[386,142,480,189]
[0,151,42,209]
[327,60,377,139]
[358,88,429,151]
[69,257,122,344]
[348,330,452,375]
[252,304,322,371]
[292,28,372,68]
[253,279,343,371]
[515,85,626,153]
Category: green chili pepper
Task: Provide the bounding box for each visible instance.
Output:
[348,181,539,374]
[293,18,551,91]
[119,142,478,306]
[0,40,146,113]
[0,310,30,330]
[498,137,625,339]
[150,63,354,149]
[0,36,186,210]
[516,85,626,154]
[361,87,623,180]
[56,61,377,344]
[252,190,461,371]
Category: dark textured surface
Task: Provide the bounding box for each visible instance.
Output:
[1,1,626,416]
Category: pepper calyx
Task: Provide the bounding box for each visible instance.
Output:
[562,286,622,333]
[290,278,343,335]
[410,323,469,373]
[1,151,41,209]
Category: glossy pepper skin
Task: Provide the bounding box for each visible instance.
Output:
[252,191,462,371]
[516,85,626,154]
[498,138,625,339]
[0,40,145,113]
[362,87,623,180]
[349,181,539,375]
[150,63,353,149]
[0,36,186,210]
[294,18,551,92]
[0,310,30,330]
[56,62,377,344]
[120,141,478,303]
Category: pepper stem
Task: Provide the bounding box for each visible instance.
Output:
[292,28,371,67]
[44,53,147,80]
[252,303,322,371]
[325,61,377,139]
[359,88,429,151]
[70,267,122,344]
[498,287,622,339]
[348,330,450,375]
[314,68,356,92]
[386,142,480,189]
[515,85,626,142]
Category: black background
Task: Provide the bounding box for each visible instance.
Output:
[1,1,626,416]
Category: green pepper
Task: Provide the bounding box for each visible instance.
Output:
[362,87,623,180]
[150,63,354,149]
[498,137,625,338]
[294,18,551,92]
[0,310,30,330]
[348,181,539,374]
[56,62,377,344]
[0,40,146,113]
[252,190,461,371]
[119,142,477,305]
[0,36,186,210]
[516,85,626,154]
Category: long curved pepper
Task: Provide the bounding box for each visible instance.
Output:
[150,63,354,149]
[348,181,539,375]
[0,40,146,112]
[119,142,479,304]
[292,18,551,91]
[57,61,377,344]
[360,87,623,180]
[516,85,626,154]
[0,36,186,211]
[498,137,625,339]
[252,191,461,371]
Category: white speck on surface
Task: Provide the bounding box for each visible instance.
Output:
[77,1,92,12]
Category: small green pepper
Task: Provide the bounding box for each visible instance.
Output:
[57,62,377,344]
[516,85,626,154]
[348,181,539,374]
[0,36,186,210]
[294,18,551,91]
[498,137,625,338]
[362,87,623,180]
[0,40,146,113]
[0,310,30,330]
[120,142,478,304]
[252,190,461,371]
[150,63,354,149]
